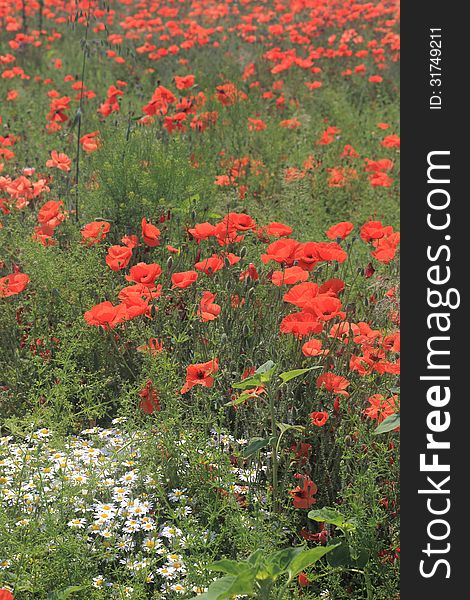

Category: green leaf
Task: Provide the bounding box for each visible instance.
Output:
[266,547,304,579]
[277,423,305,435]
[308,508,357,533]
[247,549,264,566]
[196,570,256,600]
[207,559,251,576]
[326,542,369,568]
[225,389,263,407]
[254,360,276,374]
[242,437,273,458]
[232,361,276,390]
[47,587,86,600]
[288,544,341,578]
[374,413,400,434]
[278,366,320,383]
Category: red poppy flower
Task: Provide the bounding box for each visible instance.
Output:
[289,475,318,509]
[371,232,400,263]
[312,241,348,264]
[137,338,163,355]
[143,85,176,116]
[271,266,309,286]
[302,339,326,357]
[121,234,139,249]
[106,245,133,271]
[222,212,257,232]
[141,218,161,247]
[310,411,329,427]
[172,270,198,289]
[248,118,267,131]
[174,74,195,90]
[46,150,71,172]
[364,394,399,423]
[84,301,127,329]
[37,200,65,229]
[80,131,100,153]
[125,262,162,286]
[181,358,219,394]
[326,221,354,240]
[307,295,346,322]
[318,278,345,296]
[0,590,14,600]
[239,263,259,281]
[265,222,293,237]
[381,134,400,148]
[188,221,217,241]
[261,238,300,265]
[139,379,160,414]
[194,255,224,275]
[198,291,221,321]
[0,272,29,297]
[283,282,319,309]
[81,221,110,246]
[118,283,160,303]
[280,311,324,337]
[120,294,150,320]
[360,221,393,243]
[369,172,394,187]
[316,372,350,397]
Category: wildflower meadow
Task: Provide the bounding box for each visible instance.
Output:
[0,0,400,598]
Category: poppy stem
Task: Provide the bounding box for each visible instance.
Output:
[269,389,279,511]
[74,12,90,223]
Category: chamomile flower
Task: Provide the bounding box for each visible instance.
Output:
[156,565,176,579]
[168,488,187,502]
[92,575,106,589]
[67,518,86,529]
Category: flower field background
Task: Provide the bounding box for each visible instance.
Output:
[0,0,399,598]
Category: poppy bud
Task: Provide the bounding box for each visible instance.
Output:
[242,323,250,337]
[166,256,173,272]
[334,262,339,272]
[191,209,197,221]
[223,257,231,269]
[240,246,247,258]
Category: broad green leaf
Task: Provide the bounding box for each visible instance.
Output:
[247,549,264,566]
[196,570,256,599]
[374,413,400,434]
[308,508,357,533]
[242,437,272,458]
[207,559,251,576]
[278,366,320,383]
[326,542,369,569]
[277,423,305,435]
[225,389,263,407]
[288,544,341,578]
[325,541,351,568]
[266,547,304,579]
[232,361,276,390]
[254,360,276,374]
[47,587,86,600]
